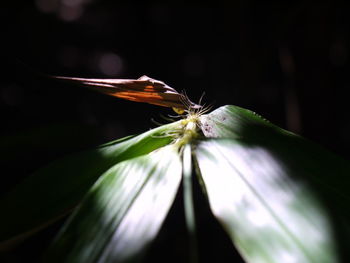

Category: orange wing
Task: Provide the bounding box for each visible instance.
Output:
[54,75,200,110]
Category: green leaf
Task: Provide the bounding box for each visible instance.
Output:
[46,144,182,263]
[199,105,282,139]
[0,121,181,248]
[196,139,339,263]
[200,105,350,208]
[197,105,350,262]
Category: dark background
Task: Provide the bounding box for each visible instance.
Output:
[1,1,350,262]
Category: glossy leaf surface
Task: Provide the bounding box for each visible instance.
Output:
[196,139,338,263]
[197,105,350,262]
[46,145,182,263]
[199,105,350,210]
[0,121,181,248]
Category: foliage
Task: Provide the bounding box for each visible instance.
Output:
[1,105,349,263]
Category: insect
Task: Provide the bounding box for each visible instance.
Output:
[53,75,201,114]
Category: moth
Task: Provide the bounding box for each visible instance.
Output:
[54,75,201,114]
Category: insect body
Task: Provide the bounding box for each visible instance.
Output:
[53,75,200,113]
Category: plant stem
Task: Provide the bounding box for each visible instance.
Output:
[182,145,198,263]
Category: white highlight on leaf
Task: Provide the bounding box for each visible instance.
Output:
[97,146,182,263]
[196,140,337,263]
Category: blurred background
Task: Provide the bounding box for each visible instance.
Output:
[1,0,350,262]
